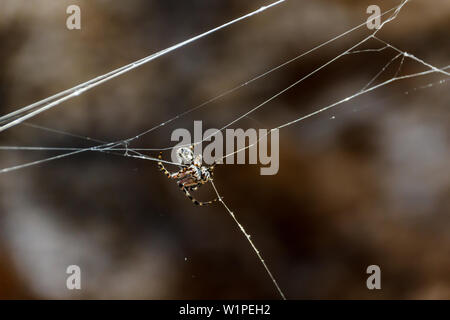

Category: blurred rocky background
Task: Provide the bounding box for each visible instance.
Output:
[0,0,449,299]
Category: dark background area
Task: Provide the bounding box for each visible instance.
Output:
[0,0,449,299]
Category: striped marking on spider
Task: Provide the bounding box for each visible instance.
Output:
[158,146,218,206]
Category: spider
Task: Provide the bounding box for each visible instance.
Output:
[158,146,218,206]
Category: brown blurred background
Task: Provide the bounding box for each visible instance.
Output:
[0,0,449,299]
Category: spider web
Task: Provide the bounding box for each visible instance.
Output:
[0,0,448,299]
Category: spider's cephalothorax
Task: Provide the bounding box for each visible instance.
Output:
[158,146,217,206]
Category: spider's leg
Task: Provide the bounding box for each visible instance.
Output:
[178,183,217,206]
[206,161,216,179]
[157,152,172,178]
[186,183,201,191]
[171,166,190,179]
[180,178,201,191]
